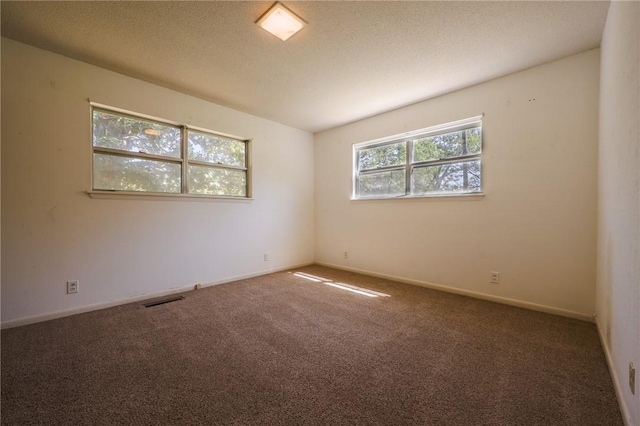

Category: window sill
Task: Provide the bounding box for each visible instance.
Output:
[351,192,484,202]
[87,191,254,202]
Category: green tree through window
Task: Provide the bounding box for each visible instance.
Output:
[92,108,249,197]
[354,117,482,199]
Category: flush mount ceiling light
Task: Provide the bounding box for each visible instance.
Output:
[256,2,307,41]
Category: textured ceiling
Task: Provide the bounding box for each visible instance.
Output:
[1,1,609,133]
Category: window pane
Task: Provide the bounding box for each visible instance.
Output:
[412,127,482,162]
[412,160,481,195]
[188,165,247,196]
[358,142,406,171]
[93,110,181,158]
[357,169,405,198]
[188,131,245,167]
[465,128,482,155]
[93,153,181,193]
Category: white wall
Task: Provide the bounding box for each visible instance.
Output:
[597,1,640,424]
[1,38,315,327]
[315,49,599,319]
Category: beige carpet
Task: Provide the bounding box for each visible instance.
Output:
[1,265,623,425]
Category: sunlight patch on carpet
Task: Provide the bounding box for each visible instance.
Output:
[292,272,390,298]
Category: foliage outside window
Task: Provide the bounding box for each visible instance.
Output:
[353,116,483,199]
[92,108,249,197]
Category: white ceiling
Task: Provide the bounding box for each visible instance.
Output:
[1,1,610,133]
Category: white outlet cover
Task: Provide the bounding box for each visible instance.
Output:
[67,280,79,293]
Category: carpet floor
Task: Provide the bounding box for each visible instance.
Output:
[1,265,623,425]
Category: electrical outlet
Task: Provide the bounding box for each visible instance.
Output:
[344,251,348,259]
[263,253,269,262]
[490,272,500,284]
[630,362,636,395]
[67,280,79,294]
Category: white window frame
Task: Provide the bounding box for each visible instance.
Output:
[352,116,483,200]
[89,103,252,200]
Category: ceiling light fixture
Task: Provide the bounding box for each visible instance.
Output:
[256,2,307,41]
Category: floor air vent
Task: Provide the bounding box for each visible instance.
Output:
[143,296,184,308]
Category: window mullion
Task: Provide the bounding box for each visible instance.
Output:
[405,140,412,195]
[187,159,247,171]
[359,166,405,175]
[181,126,188,194]
[412,153,481,168]
[462,129,468,191]
[92,147,182,164]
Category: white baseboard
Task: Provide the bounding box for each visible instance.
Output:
[0,262,314,330]
[0,260,591,326]
[314,261,593,322]
[595,317,633,426]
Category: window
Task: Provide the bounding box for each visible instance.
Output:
[92,107,250,197]
[353,116,482,199]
